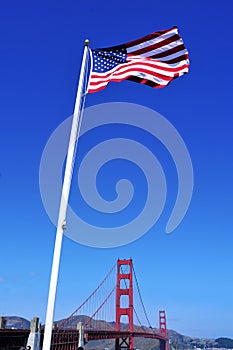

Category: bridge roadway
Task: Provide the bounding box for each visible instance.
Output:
[85,329,166,342]
[0,328,167,350]
[52,329,167,350]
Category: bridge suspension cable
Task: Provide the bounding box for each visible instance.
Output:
[132,264,155,333]
[84,285,116,327]
[119,264,145,332]
[58,262,116,329]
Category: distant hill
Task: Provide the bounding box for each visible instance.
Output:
[2,316,30,329]
[215,338,233,349]
[2,316,233,350]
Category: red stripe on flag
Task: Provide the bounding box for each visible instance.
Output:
[128,34,181,56]
[151,44,186,59]
[125,26,177,49]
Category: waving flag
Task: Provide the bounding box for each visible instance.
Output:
[88,26,190,93]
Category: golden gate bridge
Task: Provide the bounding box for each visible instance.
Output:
[0,259,169,350]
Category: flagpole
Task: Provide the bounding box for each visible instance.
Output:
[42,39,90,350]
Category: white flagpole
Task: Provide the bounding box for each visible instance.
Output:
[42,39,90,350]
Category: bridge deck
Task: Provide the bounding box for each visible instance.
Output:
[84,329,166,341]
[0,328,167,350]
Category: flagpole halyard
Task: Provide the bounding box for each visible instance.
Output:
[42,39,90,350]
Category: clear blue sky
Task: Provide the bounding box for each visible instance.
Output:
[1,0,233,340]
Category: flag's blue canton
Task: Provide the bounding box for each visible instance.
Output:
[92,47,127,73]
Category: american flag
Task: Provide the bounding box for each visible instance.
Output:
[87,26,190,93]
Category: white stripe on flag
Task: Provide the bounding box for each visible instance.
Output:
[126,28,178,53]
[134,39,184,58]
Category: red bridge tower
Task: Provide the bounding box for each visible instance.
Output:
[159,310,169,350]
[115,258,134,350]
